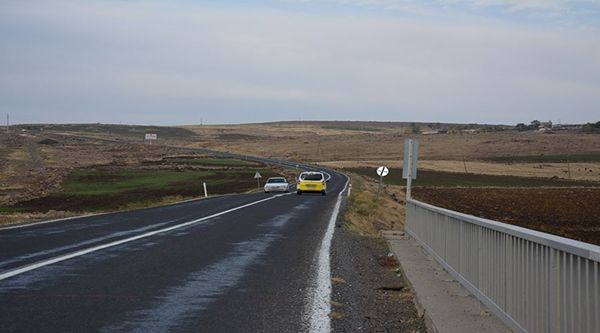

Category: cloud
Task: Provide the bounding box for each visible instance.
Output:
[300,0,600,25]
[0,0,599,124]
[326,0,600,12]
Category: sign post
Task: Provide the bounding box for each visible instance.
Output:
[254,171,262,189]
[376,166,389,198]
[403,139,419,199]
[145,133,157,144]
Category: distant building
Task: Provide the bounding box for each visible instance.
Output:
[538,121,553,132]
[462,129,480,134]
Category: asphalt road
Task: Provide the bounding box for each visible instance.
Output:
[0,167,348,332]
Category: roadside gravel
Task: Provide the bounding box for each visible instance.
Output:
[331,222,426,332]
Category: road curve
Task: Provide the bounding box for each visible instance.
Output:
[0,165,349,332]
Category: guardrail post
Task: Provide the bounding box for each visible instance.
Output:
[549,249,558,333]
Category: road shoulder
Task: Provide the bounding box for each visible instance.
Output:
[330,223,426,332]
[383,230,511,333]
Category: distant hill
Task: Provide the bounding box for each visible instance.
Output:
[14,123,197,140]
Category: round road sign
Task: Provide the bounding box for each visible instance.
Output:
[376,166,389,177]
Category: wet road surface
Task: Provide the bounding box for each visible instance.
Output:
[0,168,348,332]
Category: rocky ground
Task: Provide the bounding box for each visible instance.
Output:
[331,223,425,333]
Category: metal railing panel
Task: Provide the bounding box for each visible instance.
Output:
[405,198,600,333]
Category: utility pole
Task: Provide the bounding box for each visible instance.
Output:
[6,113,9,133]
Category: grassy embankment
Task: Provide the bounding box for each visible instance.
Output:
[343,176,406,237]
[2,158,282,214]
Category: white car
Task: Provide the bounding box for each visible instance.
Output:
[264,177,289,193]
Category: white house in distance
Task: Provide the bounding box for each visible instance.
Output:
[539,121,553,132]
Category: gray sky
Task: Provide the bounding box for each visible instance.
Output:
[1,0,599,125]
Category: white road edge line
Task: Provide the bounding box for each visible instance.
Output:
[308,175,350,333]
[0,193,290,282]
[0,195,217,231]
[0,213,106,231]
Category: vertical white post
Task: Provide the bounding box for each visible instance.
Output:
[6,113,9,133]
[203,182,208,198]
[406,139,414,199]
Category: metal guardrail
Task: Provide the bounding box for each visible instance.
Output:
[405,198,600,333]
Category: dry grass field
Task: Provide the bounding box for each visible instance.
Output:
[184,121,600,246]
[182,122,600,182]
[0,127,288,225]
[2,121,599,241]
[184,122,600,162]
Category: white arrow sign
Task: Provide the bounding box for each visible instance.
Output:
[254,172,262,179]
[376,166,389,177]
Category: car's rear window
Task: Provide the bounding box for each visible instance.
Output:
[267,178,286,183]
[303,174,323,181]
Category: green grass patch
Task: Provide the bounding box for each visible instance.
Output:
[485,154,600,163]
[0,206,22,213]
[61,170,213,195]
[12,167,285,213]
[348,167,600,187]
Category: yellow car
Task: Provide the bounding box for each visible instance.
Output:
[296,172,327,196]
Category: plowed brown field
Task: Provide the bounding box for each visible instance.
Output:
[412,188,600,246]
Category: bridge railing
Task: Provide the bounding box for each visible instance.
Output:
[405,198,600,333]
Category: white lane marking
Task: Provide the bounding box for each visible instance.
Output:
[307,175,350,333]
[0,218,183,271]
[0,193,290,282]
